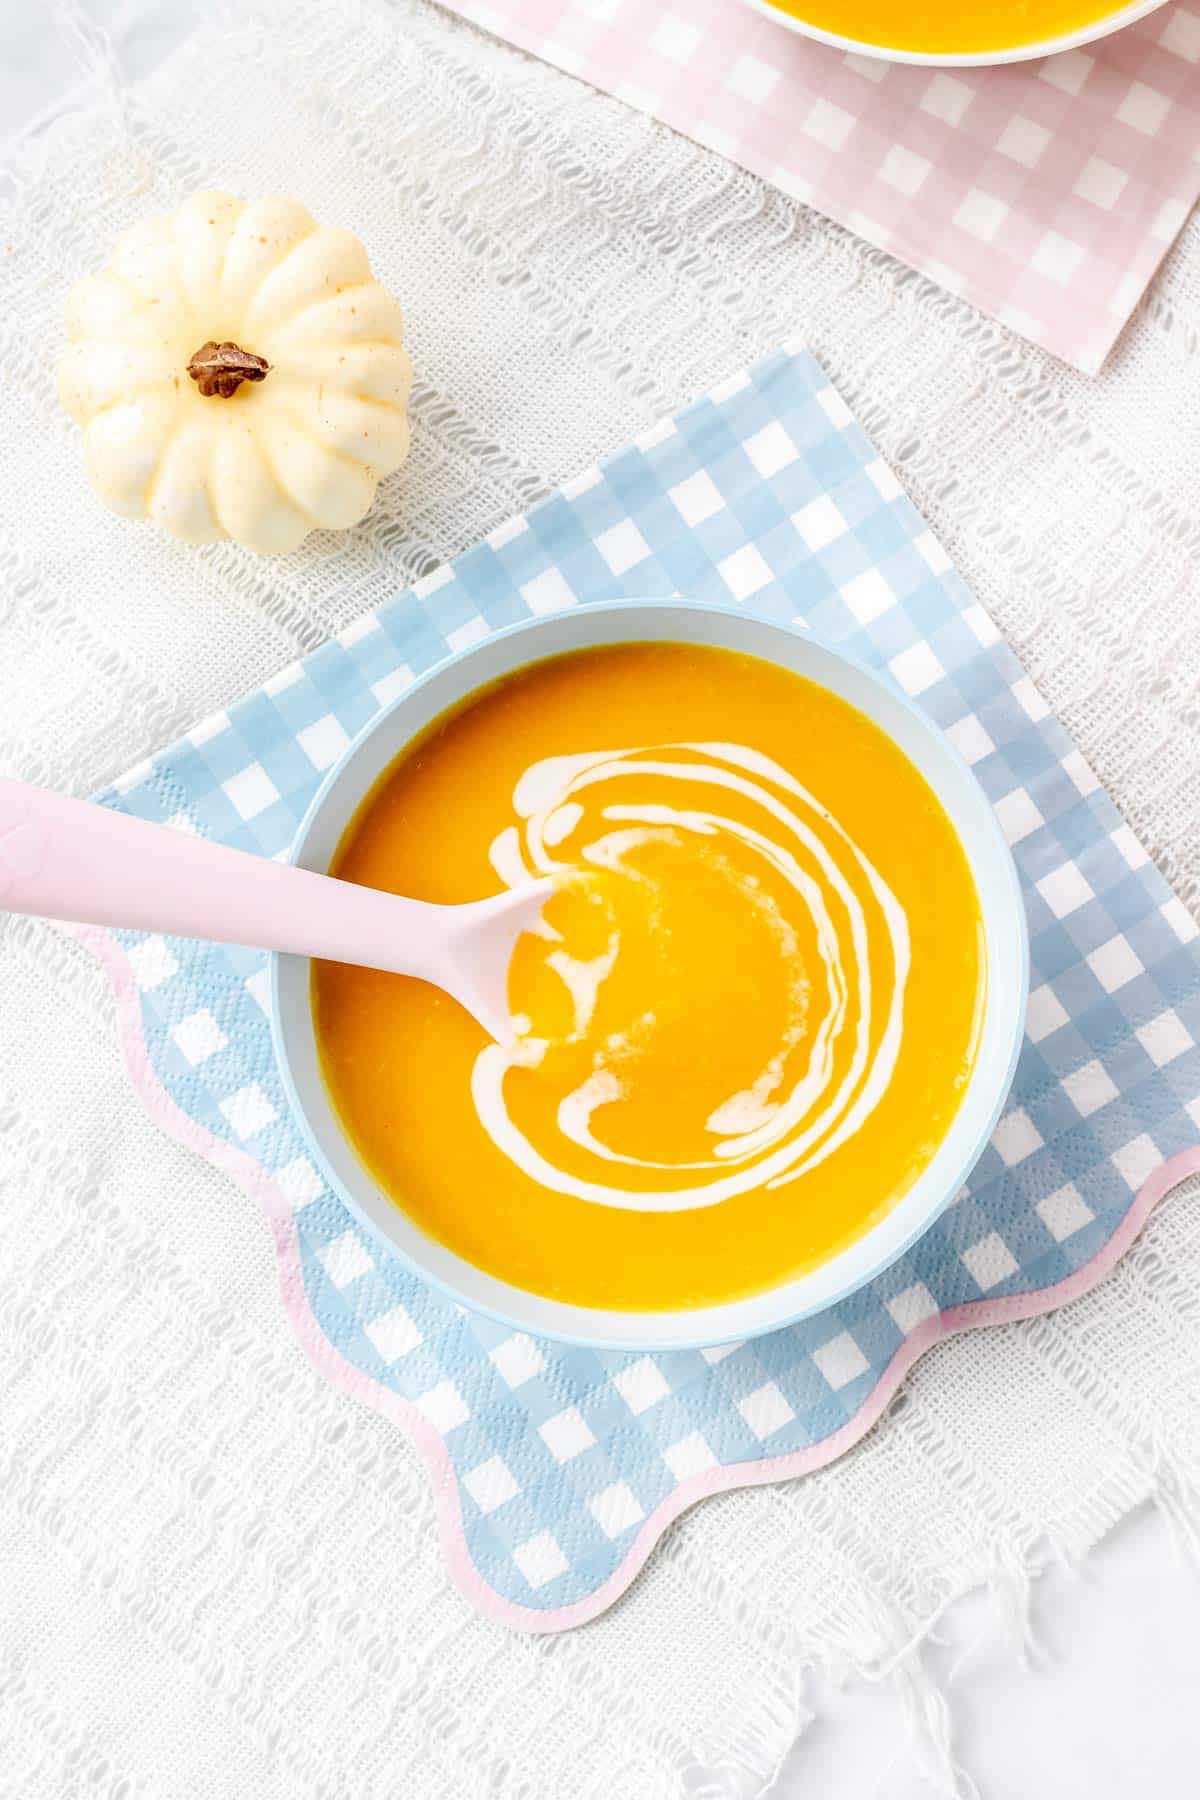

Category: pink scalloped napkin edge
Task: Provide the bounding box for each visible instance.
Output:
[436,0,1200,372]
[72,918,1200,1631]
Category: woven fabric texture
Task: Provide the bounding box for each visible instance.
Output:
[436,0,1200,372]
[1,1,1199,1795]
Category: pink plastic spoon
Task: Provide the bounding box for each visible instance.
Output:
[0,779,551,1044]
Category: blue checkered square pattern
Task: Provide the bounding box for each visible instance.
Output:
[100,345,1200,1614]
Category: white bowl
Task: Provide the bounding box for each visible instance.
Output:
[736,0,1166,66]
[271,600,1028,1350]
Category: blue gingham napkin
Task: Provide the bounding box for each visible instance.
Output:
[96,345,1200,1629]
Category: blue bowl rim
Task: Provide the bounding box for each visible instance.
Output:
[269,597,1030,1351]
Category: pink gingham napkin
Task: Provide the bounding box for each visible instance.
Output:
[440,0,1200,371]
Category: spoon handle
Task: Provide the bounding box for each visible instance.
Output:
[0,778,447,977]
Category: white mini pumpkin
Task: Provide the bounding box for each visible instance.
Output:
[58,190,412,555]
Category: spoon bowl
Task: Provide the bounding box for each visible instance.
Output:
[427,879,557,1044]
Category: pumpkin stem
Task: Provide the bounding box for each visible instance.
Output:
[188,340,270,399]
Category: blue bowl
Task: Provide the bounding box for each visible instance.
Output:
[270,599,1028,1350]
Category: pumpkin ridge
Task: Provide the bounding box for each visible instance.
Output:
[99,268,169,326]
[245,423,323,533]
[249,401,383,479]
[239,222,344,332]
[214,209,314,317]
[264,345,412,406]
[58,341,182,423]
[266,339,404,360]
[139,415,190,518]
[206,430,305,548]
[88,382,186,417]
[263,280,395,343]
[256,382,407,418]
[211,197,244,304]
[167,206,227,328]
[248,217,322,279]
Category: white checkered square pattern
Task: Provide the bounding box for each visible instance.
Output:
[463,1455,520,1515]
[744,423,799,478]
[297,714,351,772]
[415,1379,471,1433]
[890,642,945,695]
[539,1407,597,1462]
[920,72,972,125]
[955,189,1009,243]
[1063,1061,1120,1118]
[589,1481,645,1538]
[223,763,279,821]
[887,1283,940,1335]
[447,615,489,653]
[1031,232,1086,287]
[513,1530,568,1590]
[649,13,700,60]
[521,568,577,614]
[127,936,178,991]
[879,145,931,196]
[718,544,773,601]
[1088,936,1143,993]
[364,1304,423,1363]
[794,495,848,551]
[244,966,271,1014]
[913,530,952,575]
[273,1157,324,1209]
[662,1432,718,1479]
[803,99,855,150]
[1039,48,1093,95]
[992,1109,1044,1166]
[613,1357,671,1415]
[669,470,725,526]
[595,520,651,576]
[812,1331,869,1390]
[995,789,1044,845]
[996,114,1051,168]
[371,666,413,707]
[1137,1011,1192,1068]
[1117,80,1171,134]
[219,1083,277,1139]
[1037,1184,1094,1242]
[1026,983,1069,1043]
[738,1381,796,1440]
[1112,1133,1161,1190]
[727,53,778,103]
[1037,864,1092,919]
[1074,156,1128,210]
[1161,8,1200,60]
[842,568,897,624]
[171,1009,228,1066]
[945,715,994,765]
[489,1334,546,1389]
[962,1232,1020,1291]
[318,1231,374,1289]
[1163,896,1199,943]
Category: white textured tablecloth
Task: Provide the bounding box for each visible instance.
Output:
[2,2,1199,1796]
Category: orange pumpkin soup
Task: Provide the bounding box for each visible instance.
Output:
[761,0,1129,54]
[313,642,984,1311]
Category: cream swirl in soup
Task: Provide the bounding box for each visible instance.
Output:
[476,743,911,1211]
